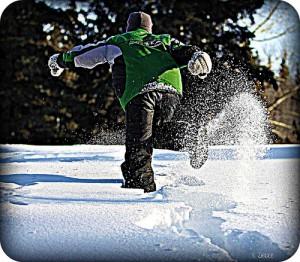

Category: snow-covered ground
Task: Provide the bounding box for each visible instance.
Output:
[0,144,299,262]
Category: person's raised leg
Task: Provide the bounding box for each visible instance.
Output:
[153,92,208,169]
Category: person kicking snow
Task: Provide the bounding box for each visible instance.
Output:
[48,11,212,193]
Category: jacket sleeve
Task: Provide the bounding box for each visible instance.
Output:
[168,38,201,67]
[57,41,122,69]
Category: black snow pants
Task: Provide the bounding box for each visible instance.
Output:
[121,91,185,193]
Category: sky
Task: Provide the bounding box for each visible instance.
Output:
[244,0,300,76]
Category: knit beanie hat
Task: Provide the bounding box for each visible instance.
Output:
[126,11,153,33]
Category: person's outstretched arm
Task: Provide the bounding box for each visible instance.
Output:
[48,41,122,77]
[169,38,212,79]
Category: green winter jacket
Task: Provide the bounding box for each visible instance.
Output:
[106,29,183,109]
[60,28,188,110]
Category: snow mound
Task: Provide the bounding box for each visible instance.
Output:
[135,204,192,232]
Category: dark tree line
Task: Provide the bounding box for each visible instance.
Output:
[0,0,285,144]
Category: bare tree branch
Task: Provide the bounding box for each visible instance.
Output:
[285,111,300,118]
[271,129,286,139]
[268,86,300,112]
[269,120,294,130]
[252,1,281,34]
[253,25,297,42]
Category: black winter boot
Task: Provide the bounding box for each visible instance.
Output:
[143,183,156,193]
[121,180,156,193]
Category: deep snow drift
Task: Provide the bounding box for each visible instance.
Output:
[0,144,299,261]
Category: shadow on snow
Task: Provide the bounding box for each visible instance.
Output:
[0,173,123,186]
[0,155,117,163]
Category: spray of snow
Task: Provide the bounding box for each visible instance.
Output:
[206,92,271,160]
[203,92,271,205]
